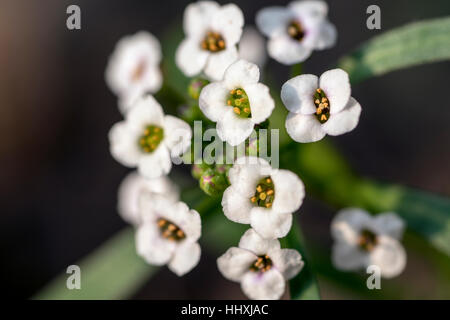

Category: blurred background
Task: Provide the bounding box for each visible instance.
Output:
[0,0,449,299]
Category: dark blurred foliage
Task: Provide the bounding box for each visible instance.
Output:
[0,0,449,299]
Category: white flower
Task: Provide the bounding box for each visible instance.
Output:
[108,95,192,179]
[136,192,201,276]
[331,208,407,279]
[117,171,179,226]
[217,228,304,300]
[221,157,304,239]
[256,0,337,65]
[199,59,275,146]
[105,31,163,114]
[176,1,244,81]
[281,68,362,143]
[238,26,267,70]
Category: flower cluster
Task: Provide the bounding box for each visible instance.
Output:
[105,0,407,300]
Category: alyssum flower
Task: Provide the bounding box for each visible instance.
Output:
[199,59,275,146]
[117,171,179,226]
[176,1,244,81]
[217,228,304,300]
[282,68,362,143]
[105,31,163,114]
[136,192,202,276]
[256,0,336,65]
[109,95,192,179]
[331,208,407,279]
[222,157,304,239]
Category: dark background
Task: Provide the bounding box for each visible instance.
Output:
[0,0,449,299]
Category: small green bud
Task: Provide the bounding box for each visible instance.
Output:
[188,78,210,100]
[199,168,229,197]
[191,162,211,180]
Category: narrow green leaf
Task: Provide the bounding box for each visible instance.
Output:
[33,227,155,300]
[338,16,450,83]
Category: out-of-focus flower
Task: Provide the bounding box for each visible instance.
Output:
[199,59,275,146]
[105,31,163,114]
[331,208,407,278]
[217,228,303,300]
[117,171,179,226]
[188,78,210,100]
[281,68,361,143]
[108,95,192,179]
[222,157,304,239]
[176,1,244,81]
[136,192,201,276]
[256,0,336,65]
[238,26,267,70]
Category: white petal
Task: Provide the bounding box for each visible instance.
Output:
[162,202,202,242]
[331,208,371,244]
[175,38,209,77]
[268,35,312,65]
[127,95,165,131]
[369,236,407,278]
[163,115,192,157]
[204,47,239,81]
[319,68,351,114]
[322,97,361,136]
[221,187,253,224]
[183,1,220,37]
[285,112,326,143]
[289,0,328,21]
[118,172,178,225]
[138,145,172,179]
[372,213,405,239]
[198,82,230,122]
[281,74,318,114]
[216,109,254,146]
[241,269,285,300]
[250,208,293,239]
[168,241,201,276]
[244,83,275,124]
[223,59,260,90]
[238,228,281,256]
[315,21,337,50]
[227,157,271,197]
[331,242,369,271]
[238,26,267,69]
[211,3,244,47]
[108,122,141,167]
[255,7,292,38]
[271,169,305,213]
[139,192,171,222]
[217,247,257,282]
[270,248,304,280]
[136,223,176,265]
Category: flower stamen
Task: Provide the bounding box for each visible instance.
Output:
[227,88,252,118]
[313,88,330,123]
[252,176,275,208]
[358,229,378,251]
[157,218,186,242]
[131,60,146,82]
[201,31,226,52]
[287,20,305,42]
[250,254,273,272]
[138,125,164,153]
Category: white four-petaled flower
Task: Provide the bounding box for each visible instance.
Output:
[176,1,244,81]
[117,171,179,226]
[222,157,304,239]
[282,68,361,143]
[331,208,407,279]
[199,59,275,146]
[136,192,202,276]
[105,31,163,114]
[217,228,304,300]
[256,0,336,65]
[109,95,192,179]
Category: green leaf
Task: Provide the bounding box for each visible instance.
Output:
[338,16,450,83]
[33,227,155,300]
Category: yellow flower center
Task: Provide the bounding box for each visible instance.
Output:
[250,255,273,272]
[227,88,252,118]
[287,20,305,41]
[157,218,186,242]
[358,229,378,252]
[251,177,275,209]
[313,88,330,123]
[201,31,226,52]
[138,125,164,153]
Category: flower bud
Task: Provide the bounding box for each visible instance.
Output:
[199,168,229,197]
[188,78,210,100]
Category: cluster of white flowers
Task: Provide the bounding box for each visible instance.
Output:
[104,0,407,300]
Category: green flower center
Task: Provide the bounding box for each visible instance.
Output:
[157,218,186,242]
[287,20,305,41]
[201,31,226,52]
[138,125,164,153]
[313,88,330,124]
[250,254,273,273]
[251,176,275,208]
[227,88,252,118]
[358,229,378,252]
